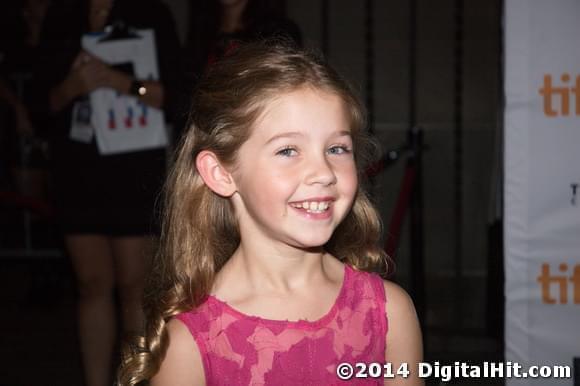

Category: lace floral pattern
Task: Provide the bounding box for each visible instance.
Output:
[176,265,388,385]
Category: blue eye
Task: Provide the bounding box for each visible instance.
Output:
[276,146,297,157]
[328,145,351,155]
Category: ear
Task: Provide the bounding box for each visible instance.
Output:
[196,150,237,197]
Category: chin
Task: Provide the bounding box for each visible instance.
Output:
[289,234,333,250]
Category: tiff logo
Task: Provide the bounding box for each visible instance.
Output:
[539,73,580,116]
[537,263,580,304]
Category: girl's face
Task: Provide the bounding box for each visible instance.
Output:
[230,87,358,250]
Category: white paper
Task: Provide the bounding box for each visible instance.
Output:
[81,29,167,155]
[69,99,94,143]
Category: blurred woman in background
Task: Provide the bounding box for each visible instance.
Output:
[39,0,182,385]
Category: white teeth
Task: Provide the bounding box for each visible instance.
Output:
[290,200,331,212]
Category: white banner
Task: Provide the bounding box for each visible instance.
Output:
[504,1,580,385]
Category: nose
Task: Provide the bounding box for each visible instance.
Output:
[304,154,337,186]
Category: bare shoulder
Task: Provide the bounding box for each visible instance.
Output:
[383,280,424,385]
[382,280,422,348]
[383,281,418,320]
[150,318,206,386]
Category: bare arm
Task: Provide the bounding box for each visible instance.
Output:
[0,77,19,107]
[49,51,164,113]
[0,78,34,135]
[383,281,424,385]
[150,318,206,386]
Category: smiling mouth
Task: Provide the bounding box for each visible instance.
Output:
[289,200,332,213]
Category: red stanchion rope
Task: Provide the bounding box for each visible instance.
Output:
[364,155,417,258]
[0,190,54,218]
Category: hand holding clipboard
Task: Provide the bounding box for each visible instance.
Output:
[76,25,167,155]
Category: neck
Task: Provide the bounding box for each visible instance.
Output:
[220,0,247,33]
[22,1,49,47]
[89,0,114,32]
[224,244,331,295]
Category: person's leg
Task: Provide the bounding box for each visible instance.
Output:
[111,236,154,334]
[66,234,115,386]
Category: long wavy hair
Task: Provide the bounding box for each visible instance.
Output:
[117,41,388,385]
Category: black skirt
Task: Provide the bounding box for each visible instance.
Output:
[51,139,165,236]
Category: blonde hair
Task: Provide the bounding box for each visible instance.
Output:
[118,41,388,385]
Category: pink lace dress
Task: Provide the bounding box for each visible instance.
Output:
[176,264,388,385]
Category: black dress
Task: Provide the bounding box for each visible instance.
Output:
[39,0,183,236]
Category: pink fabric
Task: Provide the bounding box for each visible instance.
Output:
[176,265,388,385]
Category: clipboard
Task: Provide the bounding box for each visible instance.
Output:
[98,21,141,42]
[78,24,168,155]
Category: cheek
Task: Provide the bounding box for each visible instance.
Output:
[266,172,297,200]
[338,163,358,197]
[249,170,295,207]
[345,175,358,201]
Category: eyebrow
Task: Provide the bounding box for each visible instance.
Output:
[265,130,352,144]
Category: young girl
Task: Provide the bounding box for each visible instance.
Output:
[119,42,423,385]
